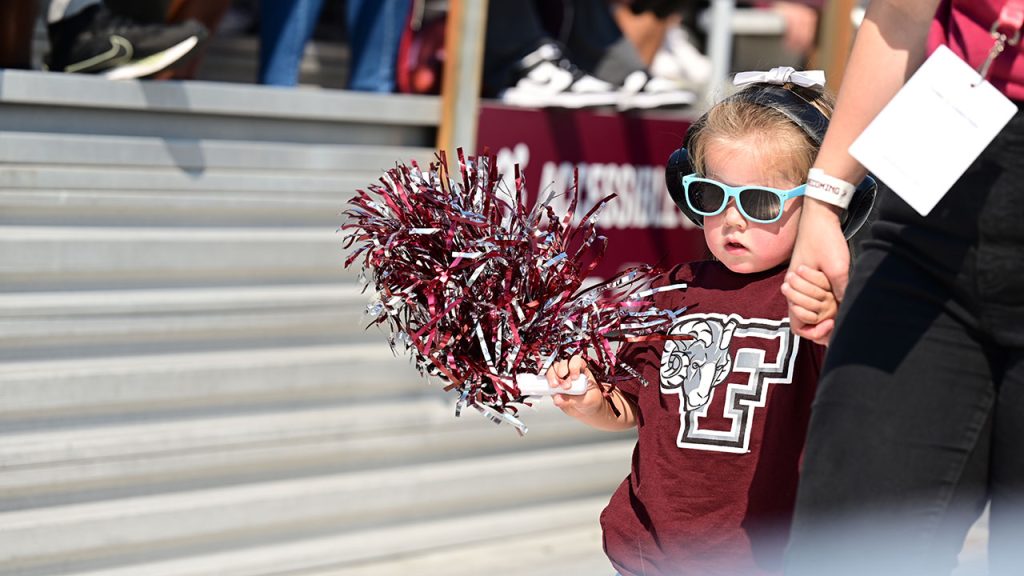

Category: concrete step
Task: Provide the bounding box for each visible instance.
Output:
[33,496,611,576]
[0,284,372,354]
[0,188,346,227]
[310,522,610,576]
[0,67,629,576]
[0,70,438,126]
[0,344,422,421]
[0,440,633,572]
[0,164,364,194]
[0,131,433,174]
[0,285,365,317]
[0,400,617,508]
[0,70,439,147]
[1,225,349,289]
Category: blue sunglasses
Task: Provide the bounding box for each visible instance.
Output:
[681,174,806,224]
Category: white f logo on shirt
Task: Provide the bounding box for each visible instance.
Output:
[660,313,799,453]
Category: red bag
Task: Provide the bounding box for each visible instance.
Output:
[396,0,447,94]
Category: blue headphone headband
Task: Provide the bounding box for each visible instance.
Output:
[685,84,829,150]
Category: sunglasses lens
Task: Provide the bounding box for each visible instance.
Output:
[687,180,725,214]
[738,188,784,222]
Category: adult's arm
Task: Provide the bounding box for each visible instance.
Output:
[788,0,943,343]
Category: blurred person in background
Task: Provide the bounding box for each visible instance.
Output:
[484,0,695,110]
[342,0,411,91]
[256,0,325,85]
[613,1,712,94]
[152,0,233,79]
[258,0,411,90]
[769,0,821,62]
[43,0,209,79]
[619,0,822,71]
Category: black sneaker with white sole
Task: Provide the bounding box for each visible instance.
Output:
[617,70,697,111]
[501,43,620,109]
[47,4,208,80]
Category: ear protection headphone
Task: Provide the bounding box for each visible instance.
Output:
[664,84,877,240]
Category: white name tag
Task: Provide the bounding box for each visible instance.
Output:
[849,45,1018,216]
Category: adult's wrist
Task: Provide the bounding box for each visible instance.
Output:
[805,168,857,209]
[803,196,844,219]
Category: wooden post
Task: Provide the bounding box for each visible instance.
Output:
[436,0,489,155]
[0,0,37,70]
[814,0,859,93]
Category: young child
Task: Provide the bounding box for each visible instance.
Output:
[547,68,870,575]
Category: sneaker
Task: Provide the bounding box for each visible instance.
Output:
[501,43,620,109]
[650,26,712,91]
[618,70,696,111]
[47,4,208,80]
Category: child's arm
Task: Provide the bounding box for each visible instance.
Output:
[546,355,638,431]
[781,264,838,346]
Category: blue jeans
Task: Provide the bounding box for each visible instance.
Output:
[259,0,324,86]
[345,0,411,92]
[259,0,410,91]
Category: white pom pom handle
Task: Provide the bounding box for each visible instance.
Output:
[515,373,588,396]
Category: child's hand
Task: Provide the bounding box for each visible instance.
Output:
[782,265,838,345]
[546,355,607,420]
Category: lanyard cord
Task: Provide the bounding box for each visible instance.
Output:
[978,0,1024,79]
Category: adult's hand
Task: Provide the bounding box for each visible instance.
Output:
[787,198,849,344]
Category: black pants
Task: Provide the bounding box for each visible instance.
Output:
[482,0,633,96]
[786,106,1024,576]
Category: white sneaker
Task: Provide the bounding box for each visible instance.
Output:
[650,27,712,91]
[618,70,697,111]
[501,43,621,109]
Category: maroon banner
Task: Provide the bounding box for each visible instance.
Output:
[477,103,706,278]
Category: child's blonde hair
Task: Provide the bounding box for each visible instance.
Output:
[687,83,836,185]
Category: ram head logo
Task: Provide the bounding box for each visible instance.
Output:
[660,317,738,410]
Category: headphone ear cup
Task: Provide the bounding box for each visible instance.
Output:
[665,147,704,228]
[841,174,878,240]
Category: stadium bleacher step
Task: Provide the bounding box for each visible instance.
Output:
[0,187,349,227]
[0,165,368,195]
[0,131,434,174]
[314,521,610,576]
[0,68,631,575]
[0,344,421,420]
[0,441,632,573]
[29,497,612,576]
[0,399,621,509]
[0,284,370,351]
[0,69,438,146]
[0,225,346,289]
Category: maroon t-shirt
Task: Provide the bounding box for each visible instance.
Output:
[602,261,825,576]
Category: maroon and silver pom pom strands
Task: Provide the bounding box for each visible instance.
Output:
[342,150,688,434]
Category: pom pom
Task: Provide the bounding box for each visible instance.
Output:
[342,150,687,433]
